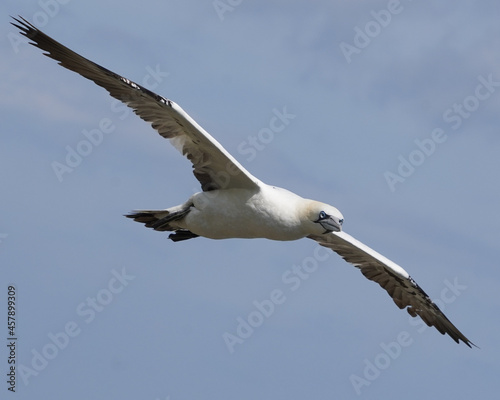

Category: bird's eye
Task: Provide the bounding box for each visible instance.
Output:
[339,219,344,226]
[319,211,327,219]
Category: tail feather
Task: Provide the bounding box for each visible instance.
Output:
[125,207,199,241]
[125,210,172,231]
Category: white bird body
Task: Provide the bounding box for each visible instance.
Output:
[13,16,474,347]
[152,185,341,241]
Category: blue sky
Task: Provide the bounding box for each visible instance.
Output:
[1,1,499,399]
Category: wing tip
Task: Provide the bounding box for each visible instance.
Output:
[453,334,478,349]
[10,15,36,37]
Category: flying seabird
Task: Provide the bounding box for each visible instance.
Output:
[12,16,474,347]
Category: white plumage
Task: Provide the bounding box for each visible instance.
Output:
[13,16,474,347]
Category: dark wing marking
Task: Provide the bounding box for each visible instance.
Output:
[309,231,474,347]
[12,16,260,192]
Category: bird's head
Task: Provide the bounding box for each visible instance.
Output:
[303,200,344,235]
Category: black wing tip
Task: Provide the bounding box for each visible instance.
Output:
[421,310,477,349]
[456,336,478,349]
[10,15,36,36]
[11,16,49,52]
[405,275,477,349]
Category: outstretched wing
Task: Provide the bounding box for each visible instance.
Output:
[12,16,260,192]
[309,231,474,347]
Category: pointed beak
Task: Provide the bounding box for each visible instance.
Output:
[318,216,343,233]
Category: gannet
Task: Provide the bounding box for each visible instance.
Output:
[13,17,474,347]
